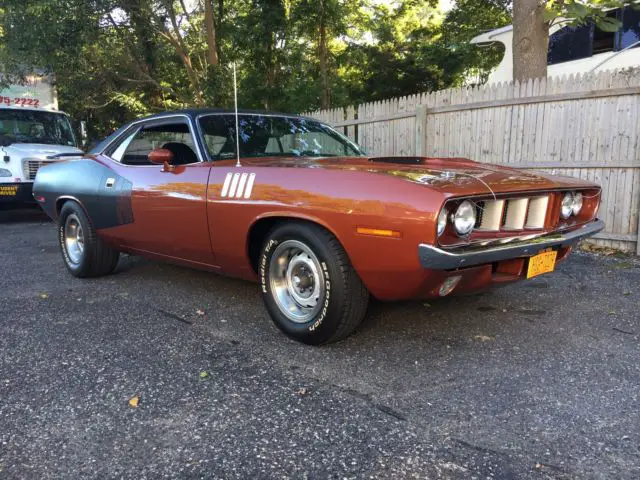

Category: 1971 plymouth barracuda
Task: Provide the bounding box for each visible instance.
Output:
[33,109,604,345]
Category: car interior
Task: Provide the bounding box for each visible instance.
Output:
[115,122,199,166]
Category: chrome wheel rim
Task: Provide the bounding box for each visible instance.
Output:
[269,240,324,323]
[64,214,84,265]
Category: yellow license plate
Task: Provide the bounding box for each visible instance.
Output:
[527,250,557,279]
[0,186,18,196]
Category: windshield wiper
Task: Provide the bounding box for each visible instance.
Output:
[46,152,81,159]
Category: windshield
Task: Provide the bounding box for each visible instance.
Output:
[0,109,76,146]
[199,114,365,159]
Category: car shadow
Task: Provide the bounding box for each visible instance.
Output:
[0,205,50,223]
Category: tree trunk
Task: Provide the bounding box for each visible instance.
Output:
[318,0,330,109]
[204,0,219,66]
[512,0,549,82]
[163,2,205,105]
[216,0,224,61]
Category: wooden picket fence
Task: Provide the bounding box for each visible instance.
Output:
[304,68,640,254]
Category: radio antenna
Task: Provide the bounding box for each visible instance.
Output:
[233,62,241,168]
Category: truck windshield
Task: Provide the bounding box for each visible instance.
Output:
[0,109,76,147]
[199,114,365,159]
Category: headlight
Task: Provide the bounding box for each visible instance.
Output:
[561,192,573,219]
[453,200,476,236]
[572,192,583,216]
[0,168,11,177]
[437,208,448,237]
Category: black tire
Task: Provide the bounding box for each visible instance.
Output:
[259,222,369,345]
[58,201,120,278]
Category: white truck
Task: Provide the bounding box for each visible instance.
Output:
[0,74,83,207]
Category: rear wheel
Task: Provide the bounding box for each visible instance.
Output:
[58,201,120,278]
[260,222,369,345]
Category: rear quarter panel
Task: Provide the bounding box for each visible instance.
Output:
[33,157,134,229]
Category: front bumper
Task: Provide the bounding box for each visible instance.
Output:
[0,182,34,204]
[419,219,605,270]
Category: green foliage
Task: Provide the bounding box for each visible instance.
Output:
[437,0,511,84]
[0,0,512,141]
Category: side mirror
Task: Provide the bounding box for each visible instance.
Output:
[148,148,175,170]
[80,120,88,148]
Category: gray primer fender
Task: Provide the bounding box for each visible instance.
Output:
[34,158,133,229]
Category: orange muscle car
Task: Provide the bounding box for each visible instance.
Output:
[33,109,604,344]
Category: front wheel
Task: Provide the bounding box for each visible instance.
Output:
[260,222,369,345]
[58,201,120,278]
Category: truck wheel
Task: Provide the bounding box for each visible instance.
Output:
[58,201,120,278]
[259,222,369,345]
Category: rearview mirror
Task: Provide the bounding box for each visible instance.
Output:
[148,148,174,167]
[0,135,14,147]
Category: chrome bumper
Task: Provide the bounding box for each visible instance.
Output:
[418,219,605,270]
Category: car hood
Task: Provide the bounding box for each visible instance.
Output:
[4,143,83,159]
[240,155,596,196]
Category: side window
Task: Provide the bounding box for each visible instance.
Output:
[548,24,592,65]
[109,122,199,165]
[200,115,238,159]
[620,6,640,50]
[592,10,619,54]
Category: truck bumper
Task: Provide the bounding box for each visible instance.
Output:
[0,182,35,205]
[418,219,605,270]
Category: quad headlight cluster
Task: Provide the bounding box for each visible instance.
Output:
[437,200,477,237]
[561,191,583,219]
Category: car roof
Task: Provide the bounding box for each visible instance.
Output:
[88,108,323,155]
[140,108,317,123]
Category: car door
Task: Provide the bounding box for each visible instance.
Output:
[100,116,216,266]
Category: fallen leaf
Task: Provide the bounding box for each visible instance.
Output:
[39,293,49,299]
[128,395,140,408]
[609,310,616,315]
[199,371,209,379]
[195,309,205,316]
[474,335,494,342]
[613,262,633,269]
[580,242,621,256]
[295,387,309,396]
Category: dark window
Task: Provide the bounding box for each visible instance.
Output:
[548,24,593,65]
[593,10,618,54]
[198,114,365,160]
[547,8,637,64]
[620,6,640,49]
[109,122,198,165]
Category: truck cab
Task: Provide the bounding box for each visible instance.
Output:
[0,106,83,206]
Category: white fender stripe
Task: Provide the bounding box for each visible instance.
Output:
[221,172,233,197]
[236,173,248,198]
[227,173,241,197]
[244,173,256,199]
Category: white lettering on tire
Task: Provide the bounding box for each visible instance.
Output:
[309,261,331,332]
[261,239,278,294]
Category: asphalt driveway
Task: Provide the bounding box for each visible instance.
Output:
[1,209,638,479]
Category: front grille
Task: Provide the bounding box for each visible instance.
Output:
[475,194,550,231]
[22,159,56,180]
[474,201,484,228]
